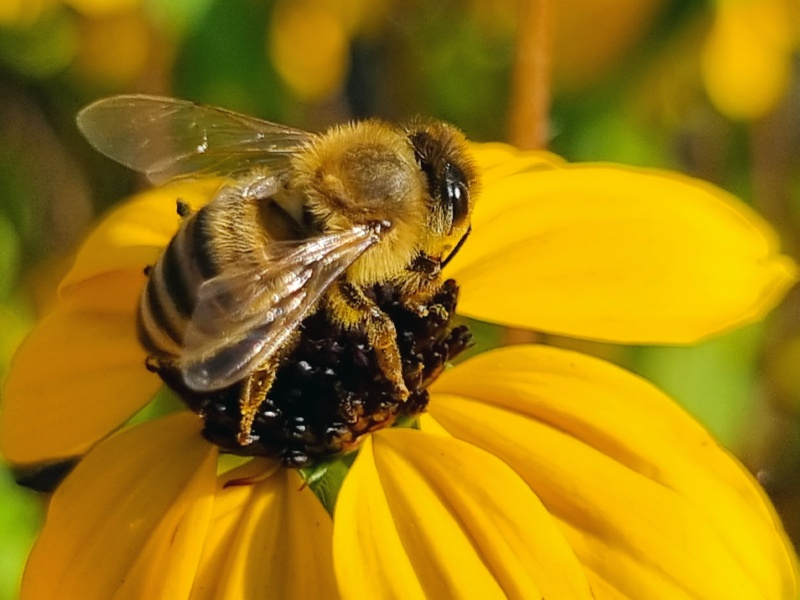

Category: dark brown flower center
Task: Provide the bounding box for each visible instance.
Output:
[166,279,471,467]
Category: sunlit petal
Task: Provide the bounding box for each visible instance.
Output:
[21,412,217,600]
[60,179,221,293]
[334,429,594,600]
[2,180,222,464]
[468,142,565,184]
[448,164,796,343]
[191,461,337,600]
[1,271,160,464]
[428,345,798,599]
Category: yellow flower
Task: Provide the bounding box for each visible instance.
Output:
[2,143,798,598]
[267,0,388,102]
[0,0,55,27]
[701,0,798,121]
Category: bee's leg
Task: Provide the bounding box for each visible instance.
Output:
[238,362,279,446]
[144,355,164,373]
[237,331,299,445]
[399,286,439,318]
[176,198,193,218]
[328,282,409,400]
[144,354,184,372]
[398,268,444,318]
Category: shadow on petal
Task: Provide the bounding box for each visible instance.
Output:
[468,142,565,184]
[1,271,161,465]
[59,179,222,293]
[428,344,799,599]
[333,429,594,600]
[191,462,337,600]
[21,411,217,600]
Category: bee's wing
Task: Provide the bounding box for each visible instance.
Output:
[76,95,313,184]
[179,224,382,392]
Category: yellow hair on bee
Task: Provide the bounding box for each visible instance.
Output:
[291,120,428,286]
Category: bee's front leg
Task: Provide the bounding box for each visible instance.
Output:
[398,270,445,318]
[327,281,409,400]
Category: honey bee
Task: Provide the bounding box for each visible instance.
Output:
[77,95,477,447]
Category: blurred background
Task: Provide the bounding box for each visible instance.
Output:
[0,0,799,596]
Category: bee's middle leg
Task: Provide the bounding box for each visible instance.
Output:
[329,282,409,400]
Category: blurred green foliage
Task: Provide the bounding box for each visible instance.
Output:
[0,470,38,600]
[0,0,799,596]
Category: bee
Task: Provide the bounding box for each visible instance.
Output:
[77,95,477,447]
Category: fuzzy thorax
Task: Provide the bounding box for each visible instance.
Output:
[291,121,427,286]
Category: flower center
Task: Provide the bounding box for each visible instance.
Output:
[169,279,471,467]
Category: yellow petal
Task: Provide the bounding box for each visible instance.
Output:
[60,179,221,293]
[1,271,160,464]
[449,165,796,343]
[191,462,337,600]
[468,142,565,184]
[3,180,220,464]
[428,345,799,599]
[21,412,217,600]
[333,429,594,600]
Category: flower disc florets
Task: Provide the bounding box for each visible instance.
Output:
[154,279,471,467]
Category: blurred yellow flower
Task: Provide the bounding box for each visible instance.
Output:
[0,0,155,86]
[72,10,151,87]
[551,0,667,92]
[702,0,797,120]
[62,0,141,18]
[2,143,798,598]
[267,0,387,102]
[0,0,56,27]
[268,0,349,102]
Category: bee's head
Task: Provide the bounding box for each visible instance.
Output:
[406,121,478,264]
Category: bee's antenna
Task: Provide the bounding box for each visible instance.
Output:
[441,225,471,269]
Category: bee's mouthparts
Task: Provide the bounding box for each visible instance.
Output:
[408,252,441,276]
[368,220,393,236]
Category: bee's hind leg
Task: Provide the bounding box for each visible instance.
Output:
[238,363,279,446]
[237,331,300,446]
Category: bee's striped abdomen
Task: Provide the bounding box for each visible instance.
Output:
[137,207,220,358]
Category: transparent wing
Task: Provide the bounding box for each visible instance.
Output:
[76,95,313,184]
[180,224,383,392]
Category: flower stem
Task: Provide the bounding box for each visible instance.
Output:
[506,0,552,345]
[509,0,552,150]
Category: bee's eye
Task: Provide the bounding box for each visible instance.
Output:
[442,164,469,233]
